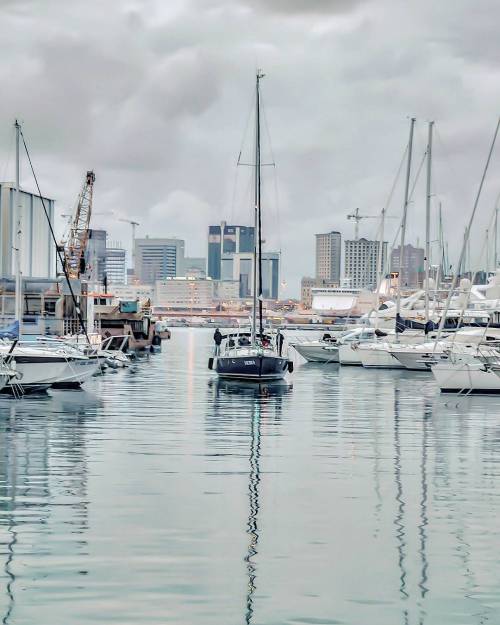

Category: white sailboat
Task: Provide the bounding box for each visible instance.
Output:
[2,121,98,393]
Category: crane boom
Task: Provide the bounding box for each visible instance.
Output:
[64,171,95,279]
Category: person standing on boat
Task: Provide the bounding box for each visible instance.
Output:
[213,328,222,356]
[276,329,284,357]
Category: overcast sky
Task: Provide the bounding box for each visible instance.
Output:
[2,0,500,296]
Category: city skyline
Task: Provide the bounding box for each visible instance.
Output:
[3,1,500,297]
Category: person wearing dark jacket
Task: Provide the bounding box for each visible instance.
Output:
[276,329,285,356]
[213,328,222,356]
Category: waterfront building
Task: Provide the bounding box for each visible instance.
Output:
[213,280,240,304]
[155,277,215,310]
[134,237,185,284]
[0,182,55,279]
[390,244,425,288]
[301,276,339,308]
[221,251,280,299]
[105,245,127,285]
[315,231,341,282]
[344,238,387,289]
[111,283,154,302]
[182,257,207,279]
[207,223,255,279]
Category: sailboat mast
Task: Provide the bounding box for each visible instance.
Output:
[395,117,416,331]
[424,121,434,323]
[14,120,22,334]
[252,71,264,345]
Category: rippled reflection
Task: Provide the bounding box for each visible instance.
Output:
[0,331,499,624]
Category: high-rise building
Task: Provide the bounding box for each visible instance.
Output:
[390,244,425,288]
[207,223,255,279]
[85,229,107,282]
[134,237,185,284]
[221,251,280,299]
[105,246,127,285]
[0,182,55,279]
[315,231,341,282]
[344,238,387,289]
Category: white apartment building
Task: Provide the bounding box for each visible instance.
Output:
[154,277,215,310]
[344,238,387,289]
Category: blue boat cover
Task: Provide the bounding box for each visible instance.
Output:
[0,320,19,339]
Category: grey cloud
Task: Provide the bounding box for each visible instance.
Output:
[1,0,500,295]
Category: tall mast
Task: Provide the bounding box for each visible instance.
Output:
[14,120,22,333]
[424,121,434,323]
[252,70,264,345]
[486,228,490,276]
[396,117,416,333]
[495,199,499,272]
[437,201,443,288]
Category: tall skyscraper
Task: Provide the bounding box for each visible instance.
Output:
[134,237,185,284]
[344,238,387,289]
[391,244,425,288]
[207,223,255,279]
[105,246,127,285]
[315,231,341,283]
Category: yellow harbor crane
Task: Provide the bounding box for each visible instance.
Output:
[63,171,95,279]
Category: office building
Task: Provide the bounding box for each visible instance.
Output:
[207,223,255,279]
[134,237,185,284]
[0,182,55,279]
[390,244,425,288]
[221,251,280,299]
[315,231,341,282]
[344,238,387,289]
[155,277,215,310]
[105,246,127,285]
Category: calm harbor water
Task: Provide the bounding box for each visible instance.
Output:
[1,328,500,624]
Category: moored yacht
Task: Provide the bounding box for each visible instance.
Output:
[209,72,292,383]
[291,333,339,363]
[432,357,500,394]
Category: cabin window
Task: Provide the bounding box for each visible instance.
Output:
[44,301,56,315]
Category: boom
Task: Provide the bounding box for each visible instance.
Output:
[64,171,95,279]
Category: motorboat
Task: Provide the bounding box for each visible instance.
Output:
[389,328,500,371]
[337,327,378,365]
[291,333,339,363]
[432,358,500,394]
[358,341,405,369]
[0,342,73,392]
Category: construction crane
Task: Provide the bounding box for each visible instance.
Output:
[118,218,140,271]
[63,171,96,279]
[347,207,397,240]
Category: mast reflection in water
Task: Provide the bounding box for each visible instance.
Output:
[211,379,292,624]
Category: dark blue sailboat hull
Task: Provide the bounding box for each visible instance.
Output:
[216,354,289,381]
